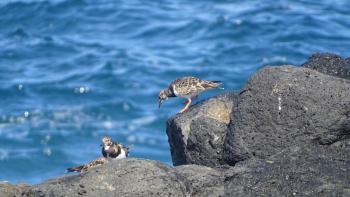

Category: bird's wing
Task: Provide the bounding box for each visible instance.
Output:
[198,79,221,89]
[172,77,205,95]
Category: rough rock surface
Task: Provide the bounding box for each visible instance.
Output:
[25,159,187,197]
[172,165,224,197]
[5,143,350,197]
[223,65,350,165]
[224,144,350,197]
[301,53,350,79]
[0,181,27,196]
[166,92,237,167]
[19,159,223,197]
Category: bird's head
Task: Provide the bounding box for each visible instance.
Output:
[158,89,169,108]
[101,136,113,147]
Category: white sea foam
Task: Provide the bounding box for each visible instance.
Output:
[74,86,90,94]
[122,102,130,111]
[262,56,287,64]
[131,115,156,126]
[43,148,52,156]
[102,121,114,129]
[127,135,136,143]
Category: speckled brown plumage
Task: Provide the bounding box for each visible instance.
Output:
[170,77,221,98]
[66,157,109,173]
[158,76,222,113]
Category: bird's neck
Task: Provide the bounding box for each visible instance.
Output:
[166,87,176,97]
[104,145,111,150]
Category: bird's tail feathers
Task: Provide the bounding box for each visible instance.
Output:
[210,80,222,84]
[207,80,224,89]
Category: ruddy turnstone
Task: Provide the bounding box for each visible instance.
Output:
[67,136,129,173]
[101,136,129,159]
[158,76,222,113]
[66,157,109,173]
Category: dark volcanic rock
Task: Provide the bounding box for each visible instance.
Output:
[25,159,187,197]
[173,165,224,197]
[223,65,350,165]
[9,143,349,197]
[224,144,350,197]
[166,92,237,167]
[301,53,350,79]
[18,159,223,197]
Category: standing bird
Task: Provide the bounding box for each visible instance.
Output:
[158,76,222,113]
[101,136,129,159]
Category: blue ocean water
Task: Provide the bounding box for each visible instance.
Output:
[0,0,349,184]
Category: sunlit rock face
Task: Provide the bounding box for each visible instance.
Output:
[166,92,237,167]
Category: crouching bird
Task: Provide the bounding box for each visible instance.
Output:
[66,136,129,173]
[101,136,129,159]
[158,76,222,113]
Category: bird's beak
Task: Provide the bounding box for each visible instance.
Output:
[158,99,164,108]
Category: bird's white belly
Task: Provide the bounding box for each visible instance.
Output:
[116,149,127,159]
[173,86,179,97]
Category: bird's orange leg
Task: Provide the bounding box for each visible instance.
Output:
[179,98,191,113]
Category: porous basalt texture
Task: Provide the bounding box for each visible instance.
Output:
[301,52,350,79]
[223,144,350,197]
[0,181,28,196]
[223,65,350,165]
[21,159,223,197]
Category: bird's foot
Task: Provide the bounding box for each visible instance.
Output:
[179,107,189,113]
[179,99,191,113]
